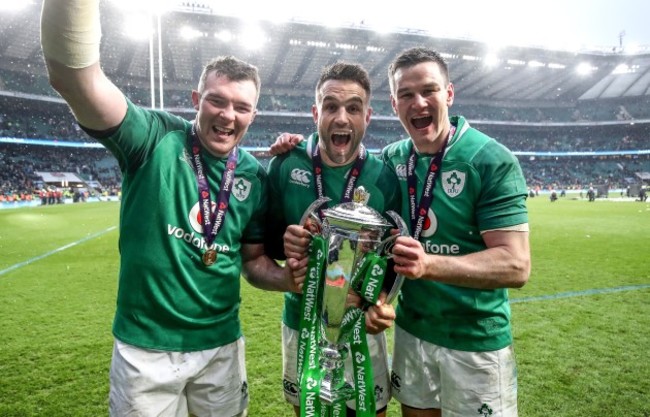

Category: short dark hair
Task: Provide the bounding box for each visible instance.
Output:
[198,56,261,104]
[315,62,371,103]
[388,47,450,93]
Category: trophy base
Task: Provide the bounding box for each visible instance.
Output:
[319,382,355,405]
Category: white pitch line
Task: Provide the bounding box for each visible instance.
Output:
[510,284,650,303]
[0,226,117,276]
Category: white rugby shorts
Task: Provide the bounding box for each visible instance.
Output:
[109,338,249,417]
[391,325,518,417]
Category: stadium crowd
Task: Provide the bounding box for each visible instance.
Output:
[3,143,647,202]
[3,66,650,122]
[1,69,649,201]
[0,143,121,202]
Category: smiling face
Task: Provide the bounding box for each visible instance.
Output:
[191,70,258,158]
[390,61,454,154]
[312,79,371,167]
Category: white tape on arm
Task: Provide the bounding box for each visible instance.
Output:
[40,0,101,69]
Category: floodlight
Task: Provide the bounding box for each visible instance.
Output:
[123,13,154,40]
[307,41,328,48]
[0,0,31,12]
[528,60,545,68]
[439,52,457,60]
[613,64,629,74]
[366,46,385,53]
[507,59,526,66]
[215,30,234,43]
[335,43,357,51]
[180,26,203,40]
[483,54,499,67]
[240,24,267,50]
[576,62,596,75]
[109,0,175,13]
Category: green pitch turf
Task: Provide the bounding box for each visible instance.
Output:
[0,197,648,416]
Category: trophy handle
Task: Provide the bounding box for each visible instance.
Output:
[378,210,409,304]
[299,196,331,235]
[378,210,409,255]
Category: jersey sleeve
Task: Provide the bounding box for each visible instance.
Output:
[92,99,188,175]
[474,141,529,231]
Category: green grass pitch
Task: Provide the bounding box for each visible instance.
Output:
[0,197,648,416]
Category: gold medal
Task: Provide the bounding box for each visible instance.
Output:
[202,249,217,266]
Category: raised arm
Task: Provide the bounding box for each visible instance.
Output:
[41,0,127,130]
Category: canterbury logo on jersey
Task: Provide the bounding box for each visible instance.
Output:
[178,149,193,168]
[289,168,312,187]
[394,164,407,180]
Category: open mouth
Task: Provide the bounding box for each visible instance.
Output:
[411,115,433,130]
[212,125,234,136]
[331,132,351,147]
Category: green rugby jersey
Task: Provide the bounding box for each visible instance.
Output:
[382,116,528,352]
[266,133,401,330]
[92,99,267,351]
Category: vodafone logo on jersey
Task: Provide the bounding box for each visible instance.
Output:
[420,208,438,238]
[166,201,230,254]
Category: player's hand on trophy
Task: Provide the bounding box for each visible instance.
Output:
[391,235,428,280]
[344,291,362,309]
[365,291,396,334]
[269,132,304,156]
[285,257,308,293]
[283,224,312,260]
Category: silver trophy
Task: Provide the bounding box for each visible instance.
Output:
[300,190,408,404]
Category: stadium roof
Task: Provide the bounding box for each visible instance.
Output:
[2,1,650,105]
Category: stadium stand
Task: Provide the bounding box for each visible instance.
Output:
[1,1,649,201]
